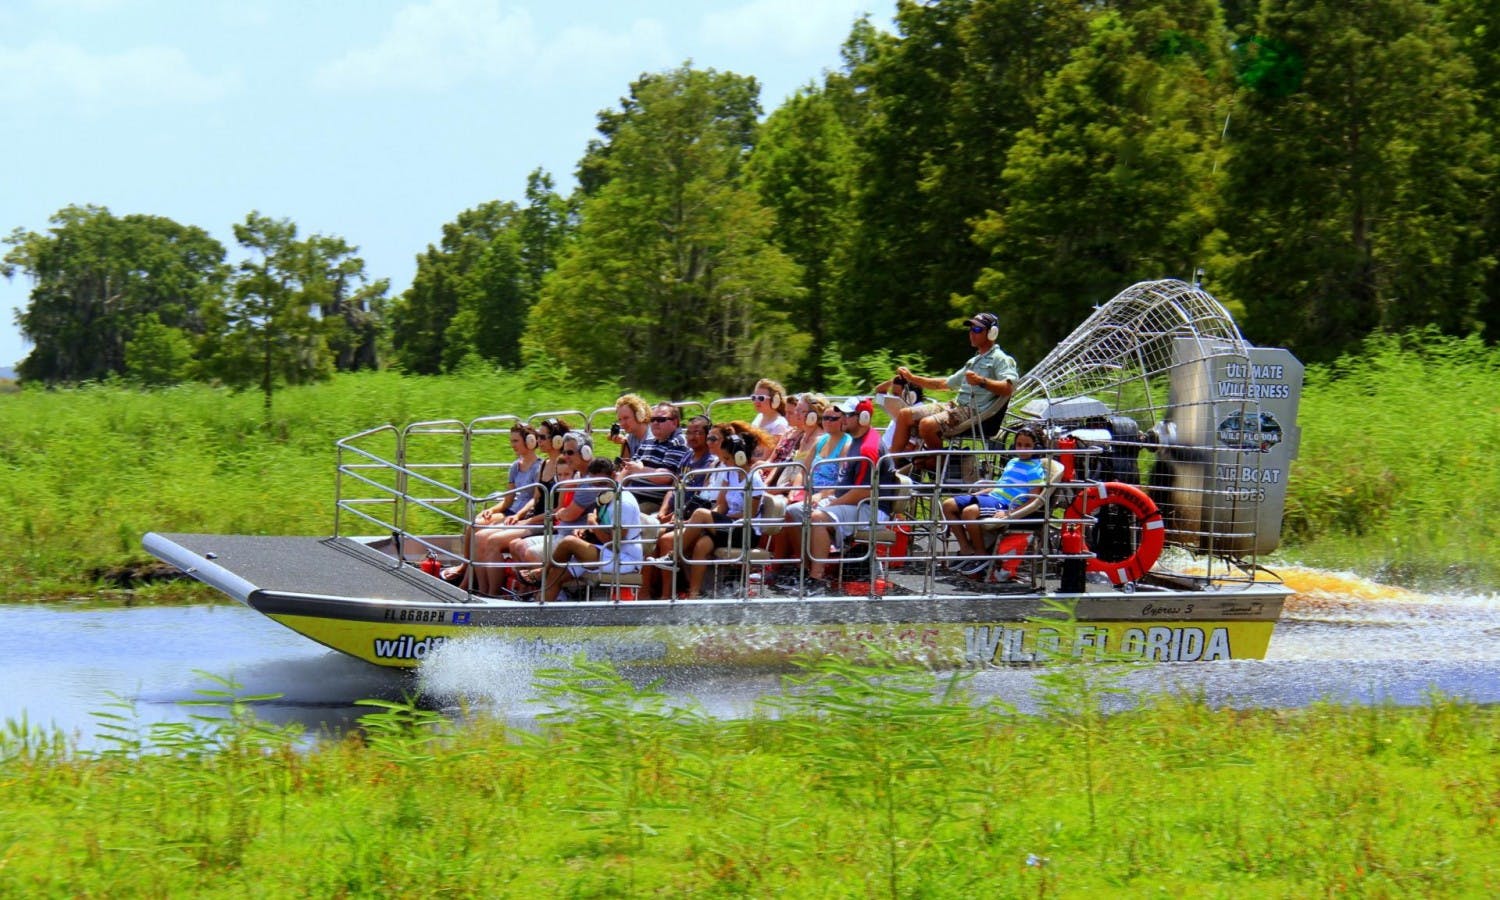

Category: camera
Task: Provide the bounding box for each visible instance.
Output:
[610,423,622,437]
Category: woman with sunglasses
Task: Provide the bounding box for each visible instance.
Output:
[765,404,851,567]
[763,393,822,497]
[474,431,596,595]
[442,422,544,586]
[748,379,789,438]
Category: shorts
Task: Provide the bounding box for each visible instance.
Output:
[708,511,752,549]
[566,545,642,579]
[951,493,1005,514]
[813,500,887,544]
[904,400,982,437]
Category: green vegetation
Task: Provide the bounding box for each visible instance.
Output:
[1280,331,1499,590]
[0,368,618,602]
[0,330,1495,600]
[8,1,1499,397]
[1,656,1493,896]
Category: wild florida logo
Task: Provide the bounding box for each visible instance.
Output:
[373,634,448,660]
[1216,410,1284,452]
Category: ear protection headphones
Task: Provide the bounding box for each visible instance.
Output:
[894,377,920,407]
[974,314,999,343]
[565,431,593,461]
[771,391,783,409]
[805,409,820,429]
[722,433,749,467]
[597,490,615,507]
[523,430,538,450]
[857,406,871,427]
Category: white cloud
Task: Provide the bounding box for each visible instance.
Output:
[0,39,236,106]
[698,0,871,57]
[539,19,673,83]
[314,0,538,92]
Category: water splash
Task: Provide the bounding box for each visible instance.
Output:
[415,635,550,714]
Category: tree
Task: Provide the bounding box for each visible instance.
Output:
[210,212,334,409]
[1216,0,1495,361]
[302,234,388,373]
[836,0,1091,371]
[124,311,196,386]
[3,205,226,384]
[524,65,805,396]
[390,200,526,374]
[972,2,1230,362]
[1442,0,1500,339]
[748,85,859,388]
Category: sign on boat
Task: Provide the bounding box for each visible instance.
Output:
[145,280,1303,669]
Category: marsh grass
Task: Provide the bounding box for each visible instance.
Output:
[0,369,619,600]
[0,656,1494,896]
[1279,331,1500,589]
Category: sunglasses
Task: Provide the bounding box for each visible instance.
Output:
[650,416,674,424]
[705,435,721,443]
[750,393,770,402]
[822,413,844,422]
[969,324,986,333]
[563,449,579,456]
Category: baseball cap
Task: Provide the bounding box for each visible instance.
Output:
[966,312,999,330]
[836,397,874,418]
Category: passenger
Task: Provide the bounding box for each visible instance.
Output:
[775,397,899,595]
[640,415,716,600]
[482,431,599,595]
[805,400,854,493]
[527,418,571,496]
[886,312,1017,466]
[539,457,643,603]
[673,425,768,597]
[940,426,1049,577]
[762,392,819,494]
[441,422,544,586]
[617,402,691,514]
[748,379,790,437]
[609,394,651,461]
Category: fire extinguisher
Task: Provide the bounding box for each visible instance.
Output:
[1060,524,1086,593]
[420,550,443,577]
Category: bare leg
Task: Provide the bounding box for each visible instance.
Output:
[941,497,970,554]
[686,534,715,596]
[543,535,599,603]
[808,511,837,580]
[917,414,944,451]
[961,505,987,555]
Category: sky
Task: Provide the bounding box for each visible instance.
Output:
[0,0,885,372]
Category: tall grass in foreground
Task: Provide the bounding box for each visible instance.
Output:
[0,655,1493,897]
[0,330,1495,599]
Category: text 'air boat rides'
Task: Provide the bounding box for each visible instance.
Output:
[146,280,1303,669]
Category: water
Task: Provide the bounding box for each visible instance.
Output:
[5,568,1497,748]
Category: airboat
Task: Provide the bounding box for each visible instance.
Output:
[145,280,1303,669]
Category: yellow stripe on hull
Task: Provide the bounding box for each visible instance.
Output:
[268,613,1276,669]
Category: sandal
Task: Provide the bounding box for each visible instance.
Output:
[440,565,467,585]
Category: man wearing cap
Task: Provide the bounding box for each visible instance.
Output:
[886,311,1017,464]
[774,397,900,596]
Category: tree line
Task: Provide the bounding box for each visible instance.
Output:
[6,0,1497,399]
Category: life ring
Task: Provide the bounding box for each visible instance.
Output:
[1065,482,1165,585]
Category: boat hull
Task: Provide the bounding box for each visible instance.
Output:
[145,532,1285,669]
